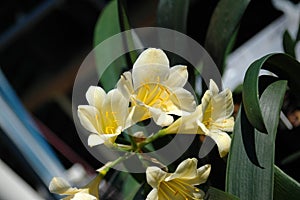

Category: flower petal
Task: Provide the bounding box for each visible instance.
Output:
[133,48,169,89]
[168,87,196,115]
[146,166,167,189]
[164,65,188,88]
[103,89,129,127]
[212,116,235,132]
[86,86,106,108]
[49,177,79,195]
[88,134,104,147]
[207,130,232,157]
[148,106,174,127]
[117,71,134,99]
[211,89,234,121]
[133,48,169,69]
[166,158,198,181]
[196,164,211,185]
[77,105,102,133]
[146,189,159,200]
[71,191,97,200]
[165,105,202,134]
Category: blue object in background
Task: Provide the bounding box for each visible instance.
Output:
[0,69,65,186]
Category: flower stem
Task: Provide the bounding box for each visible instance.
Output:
[137,129,166,149]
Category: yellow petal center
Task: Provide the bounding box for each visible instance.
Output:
[135,82,172,111]
[159,179,202,200]
[95,112,119,134]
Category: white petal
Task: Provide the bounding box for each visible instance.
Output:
[168,87,196,114]
[77,105,101,133]
[164,65,188,88]
[146,189,159,200]
[88,134,104,147]
[196,164,211,184]
[49,177,78,195]
[148,106,173,127]
[133,48,169,68]
[146,166,167,189]
[85,86,106,108]
[209,79,220,95]
[166,158,198,181]
[103,89,129,127]
[71,192,97,200]
[211,89,234,121]
[207,130,231,157]
[133,48,169,89]
[165,105,202,134]
[212,116,235,132]
[117,71,134,99]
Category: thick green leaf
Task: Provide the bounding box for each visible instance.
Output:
[118,0,139,64]
[283,30,296,58]
[204,0,250,74]
[157,0,190,33]
[274,165,300,200]
[206,187,239,200]
[226,80,287,199]
[122,173,143,200]
[243,54,300,133]
[93,0,127,91]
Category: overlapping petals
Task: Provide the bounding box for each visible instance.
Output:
[117,48,196,127]
[146,158,211,200]
[49,177,99,200]
[77,86,132,146]
[165,80,234,157]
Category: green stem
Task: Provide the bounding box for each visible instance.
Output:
[137,129,166,149]
[97,153,132,176]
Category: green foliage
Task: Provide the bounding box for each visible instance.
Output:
[206,187,239,200]
[226,80,287,199]
[157,0,190,33]
[274,165,300,200]
[204,0,250,74]
[243,54,300,133]
[94,0,127,91]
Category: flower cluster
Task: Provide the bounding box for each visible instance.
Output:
[49,48,234,200]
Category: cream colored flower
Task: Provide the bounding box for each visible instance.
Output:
[49,176,100,200]
[165,80,234,157]
[117,48,196,127]
[77,86,132,146]
[146,158,211,200]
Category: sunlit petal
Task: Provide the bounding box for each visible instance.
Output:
[88,134,104,147]
[86,86,106,108]
[164,65,188,88]
[207,130,232,157]
[117,71,134,99]
[148,106,174,127]
[78,105,101,134]
[169,87,196,114]
[133,48,169,89]
[166,158,198,181]
[146,189,159,200]
[146,166,167,189]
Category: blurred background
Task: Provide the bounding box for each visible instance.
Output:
[0,0,299,199]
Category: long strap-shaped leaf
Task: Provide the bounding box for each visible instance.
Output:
[157,0,190,34]
[94,0,127,91]
[243,53,300,133]
[274,165,300,199]
[204,0,250,74]
[226,80,287,200]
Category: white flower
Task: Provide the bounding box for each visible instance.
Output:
[49,177,99,200]
[146,158,211,200]
[165,80,234,157]
[117,48,196,127]
[77,86,132,146]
